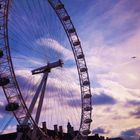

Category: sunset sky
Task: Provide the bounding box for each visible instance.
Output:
[0,0,140,140]
[65,0,140,139]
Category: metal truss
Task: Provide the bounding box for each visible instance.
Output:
[0,0,92,139]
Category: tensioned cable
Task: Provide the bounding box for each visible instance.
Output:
[55,68,80,128]
[9,0,64,63]
[37,0,62,60]
[7,0,82,133]
[9,10,48,60]
[30,0,71,129]
[31,0,65,128]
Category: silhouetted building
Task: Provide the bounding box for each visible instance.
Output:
[67,121,75,139]
[0,132,125,140]
[0,122,125,140]
[108,138,124,140]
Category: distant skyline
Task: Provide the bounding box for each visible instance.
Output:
[0,0,140,140]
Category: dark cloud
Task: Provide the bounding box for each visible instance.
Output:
[112,114,128,120]
[93,93,117,105]
[125,100,140,118]
[66,93,117,108]
[92,127,109,134]
[130,108,140,119]
[126,100,140,106]
[120,127,140,140]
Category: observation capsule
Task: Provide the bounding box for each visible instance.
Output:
[55,3,64,10]
[84,118,92,124]
[68,28,75,34]
[84,106,92,111]
[77,54,84,59]
[0,77,10,86]
[83,81,90,86]
[0,49,3,58]
[84,94,92,99]
[80,67,87,72]
[5,102,19,111]
[62,15,70,21]
[73,41,80,46]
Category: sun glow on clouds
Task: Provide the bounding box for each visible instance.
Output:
[0,0,140,139]
[68,0,140,139]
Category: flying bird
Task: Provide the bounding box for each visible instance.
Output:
[131,56,136,59]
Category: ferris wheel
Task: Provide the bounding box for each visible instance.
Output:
[0,0,92,139]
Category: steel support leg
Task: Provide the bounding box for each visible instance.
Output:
[35,73,48,124]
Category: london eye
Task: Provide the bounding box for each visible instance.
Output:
[0,0,92,139]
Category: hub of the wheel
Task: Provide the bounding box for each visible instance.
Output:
[31,59,63,75]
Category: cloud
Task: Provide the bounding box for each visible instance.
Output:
[36,38,73,61]
[130,108,140,119]
[0,0,139,137]
[93,93,117,105]
[92,127,109,134]
[124,100,140,119]
[120,127,140,140]
[65,91,117,108]
[79,0,140,45]
[126,100,140,106]
[2,125,16,134]
[12,66,82,129]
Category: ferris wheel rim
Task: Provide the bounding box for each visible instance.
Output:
[0,0,92,139]
[0,0,46,136]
